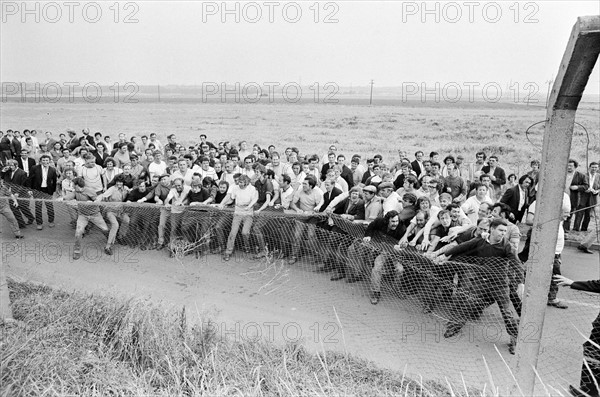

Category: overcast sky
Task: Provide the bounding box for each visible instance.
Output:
[1,1,599,94]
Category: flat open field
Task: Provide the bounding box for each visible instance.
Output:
[1,99,598,174]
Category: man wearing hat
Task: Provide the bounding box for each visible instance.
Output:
[378,182,402,215]
[363,185,383,223]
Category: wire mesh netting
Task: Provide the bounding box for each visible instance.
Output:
[1,182,599,395]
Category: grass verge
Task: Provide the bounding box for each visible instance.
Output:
[1,280,466,397]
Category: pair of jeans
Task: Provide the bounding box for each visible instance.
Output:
[225,214,253,255]
[75,213,109,250]
[106,211,130,245]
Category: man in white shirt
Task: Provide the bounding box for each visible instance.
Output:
[278,174,295,210]
[220,175,258,261]
[149,133,163,152]
[198,156,217,182]
[148,151,167,179]
[171,159,194,186]
[462,183,494,225]
[79,154,105,194]
[378,182,402,215]
[288,175,324,265]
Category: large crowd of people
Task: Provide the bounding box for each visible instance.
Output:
[0,127,598,375]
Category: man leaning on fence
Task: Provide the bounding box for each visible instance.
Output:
[221,174,258,261]
[434,218,524,354]
[58,177,110,260]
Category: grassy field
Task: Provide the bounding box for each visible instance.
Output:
[2,280,463,397]
[1,100,598,176]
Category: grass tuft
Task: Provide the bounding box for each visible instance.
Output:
[2,280,464,397]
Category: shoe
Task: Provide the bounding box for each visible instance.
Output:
[36,225,43,230]
[508,337,516,355]
[73,251,81,260]
[577,245,594,254]
[287,256,297,265]
[330,272,346,281]
[15,235,24,239]
[346,274,362,283]
[548,300,568,309]
[444,322,463,338]
[223,253,231,261]
[104,246,113,256]
[48,222,55,228]
[370,291,381,305]
[26,218,34,225]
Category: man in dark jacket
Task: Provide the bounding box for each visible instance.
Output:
[481,155,506,198]
[0,130,15,165]
[565,159,589,231]
[1,159,35,227]
[318,179,343,213]
[338,210,406,283]
[437,218,524,354]
[500,174,533,223]
[555,275,599,397]
[26,154,58,230]
[17,149,36,176]
[575,162,599,232]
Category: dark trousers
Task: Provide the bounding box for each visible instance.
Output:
[11,198,35,227]
[35,187,55,225]
[574,205,591,232]
[451,275,519,338]
[548,254,561,302]
[580,313,600,396]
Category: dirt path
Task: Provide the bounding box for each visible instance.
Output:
[2,226,597,394]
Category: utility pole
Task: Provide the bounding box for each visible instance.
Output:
[369,79,374,106]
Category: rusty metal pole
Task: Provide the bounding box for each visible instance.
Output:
[513,16,600,396]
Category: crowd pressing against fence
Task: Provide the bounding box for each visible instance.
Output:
[0,127,598,395]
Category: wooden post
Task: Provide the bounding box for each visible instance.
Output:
[513,15,600,396]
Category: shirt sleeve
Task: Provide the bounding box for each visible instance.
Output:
[445,237,481,257]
